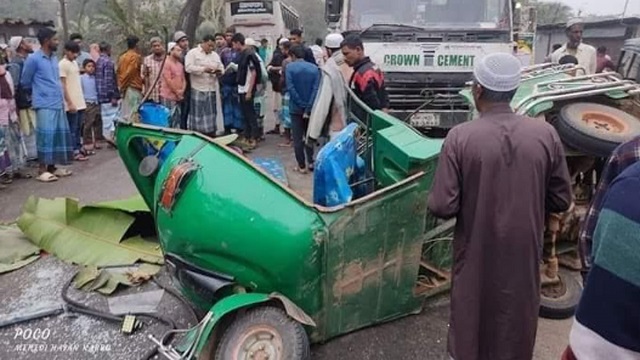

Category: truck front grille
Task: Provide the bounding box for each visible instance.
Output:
[385,80,470,112]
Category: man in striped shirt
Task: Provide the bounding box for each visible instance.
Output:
[563,160,640,360]
[578,137,640,283]
[142,37,165,104]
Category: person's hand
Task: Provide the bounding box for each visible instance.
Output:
[382,108,390,114]
[68,104,77,113]
[111,98,119,107]
[245,92,253,101]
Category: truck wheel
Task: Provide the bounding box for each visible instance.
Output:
[539,269,583,320]
[555,102,640,157]
[214,306,310,360]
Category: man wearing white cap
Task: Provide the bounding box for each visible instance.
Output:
[551,18,597,74]
[428,53,572,360]
[308,33,348,142]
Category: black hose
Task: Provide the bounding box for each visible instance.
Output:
[60,272,189,360]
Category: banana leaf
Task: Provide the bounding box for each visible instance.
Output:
[0,224,41,274]
[86,195,150,213]
[18,196,163,267]
[73,264,162,295]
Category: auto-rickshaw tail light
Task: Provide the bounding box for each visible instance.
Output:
[159,161,199,213]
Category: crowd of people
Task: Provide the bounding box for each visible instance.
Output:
[0,24,391,186]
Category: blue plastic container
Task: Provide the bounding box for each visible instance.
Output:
[139,102,171,127]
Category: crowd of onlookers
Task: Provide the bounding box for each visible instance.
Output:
[0,24,391,187]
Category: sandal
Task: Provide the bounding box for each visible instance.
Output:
[36,172,59,183]
[52,168,73,177]
[13,172,33,179]
[74,153,89,161]
[81,147,96,156]
[293,166,308,175]
[308,163,315,172]
[278,142,292,148]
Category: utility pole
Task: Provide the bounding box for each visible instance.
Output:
[622,0,630,19]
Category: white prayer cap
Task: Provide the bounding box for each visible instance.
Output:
[566,17,584,29]
[245,37,257,47]
[473,53,522,92]
[9,36,23,50]
[278,38,289,45]
[325,33,344,49]
[167,42,179,51]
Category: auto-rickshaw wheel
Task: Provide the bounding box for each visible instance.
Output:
[556,102,640,157]
[214,306,310,360]
[539,268,583,320]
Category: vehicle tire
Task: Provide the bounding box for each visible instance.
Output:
[214,306,310,360]
[555,102,640,157]
[539,269,583,320]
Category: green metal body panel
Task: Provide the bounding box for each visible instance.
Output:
[115,113,444,348]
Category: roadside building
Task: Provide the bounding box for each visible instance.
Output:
[536,16,640,65]
[0,18,54,47]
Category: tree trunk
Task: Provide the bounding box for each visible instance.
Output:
[176,0,205,41]
[58,0,69,40]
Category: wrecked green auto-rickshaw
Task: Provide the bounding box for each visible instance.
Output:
[116,92,452,359]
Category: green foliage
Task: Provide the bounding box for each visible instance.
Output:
[289,0,328,42]
[536,1,574,25]
[196,20,218,41]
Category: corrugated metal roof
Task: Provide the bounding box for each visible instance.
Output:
[0,18,54,27]
[538,16,640,30]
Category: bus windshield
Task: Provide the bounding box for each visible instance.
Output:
[348,0,511,30]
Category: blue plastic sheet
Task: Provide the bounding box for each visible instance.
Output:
[313,123,365,207]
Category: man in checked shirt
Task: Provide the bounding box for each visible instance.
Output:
[579,136,640,284]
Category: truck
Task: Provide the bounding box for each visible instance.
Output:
[325,0,531,133]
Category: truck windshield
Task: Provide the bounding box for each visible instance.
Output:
[348,0,511,30]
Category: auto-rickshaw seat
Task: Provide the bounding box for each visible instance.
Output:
[370,112,443,187]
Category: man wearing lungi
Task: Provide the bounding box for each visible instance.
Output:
[20,28,74,182]
[185,34,224,137]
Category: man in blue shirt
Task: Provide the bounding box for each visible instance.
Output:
[20,27,74,182]
[285,45,320,173]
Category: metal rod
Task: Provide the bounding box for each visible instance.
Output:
[514,80,640,111]
[517,84,640,115]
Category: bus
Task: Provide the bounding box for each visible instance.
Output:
[224,0,301,50]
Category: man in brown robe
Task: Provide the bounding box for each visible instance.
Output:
[427,53,573,360]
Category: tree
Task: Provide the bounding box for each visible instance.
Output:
[176,0,205,41]
[290,0,327,43]
[536,1,574,25]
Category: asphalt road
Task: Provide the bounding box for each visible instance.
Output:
[0,123,573,360]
